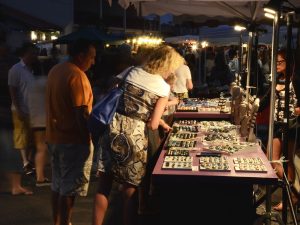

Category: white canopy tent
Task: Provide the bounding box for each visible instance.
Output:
[116,0,300,25]
[164,35,199,44]
[164,25,298,47]
[114,0,300,91]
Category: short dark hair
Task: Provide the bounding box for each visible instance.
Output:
[18,42,37,57]
[228,48,237,59]
[67,39,96,57]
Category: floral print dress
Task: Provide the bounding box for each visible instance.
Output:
[98,67,169,186]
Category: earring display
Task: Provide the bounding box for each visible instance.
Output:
[169,132,197,140]
[164,156,193,162]
[198,106,219,112]
[162,156,193,170]
[167,140,197,148]
[204,133,237,142]
[199,120,232,128]
[178,98,230,112]
[233,157,267,173]
[162,161,192,170]
[177,106,198,112]
[206,125,237,134]
[165,149,190,156]
[206,144,243,154]
[183,98,220,106]
[175,120,198,125]
[199,156,230,171]
[172,125,200,133]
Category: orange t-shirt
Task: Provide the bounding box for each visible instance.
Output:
[46,62,93,144]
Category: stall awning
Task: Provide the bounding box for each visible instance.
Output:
[115,0,300,25]
[54,27,123,44]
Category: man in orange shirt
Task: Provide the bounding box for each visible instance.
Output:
[46,39,96,225]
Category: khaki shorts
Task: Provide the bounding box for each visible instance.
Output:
[12,111,31,149]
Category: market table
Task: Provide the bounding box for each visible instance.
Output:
[151,126,278,225]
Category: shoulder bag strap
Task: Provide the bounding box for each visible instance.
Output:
[119,66,134,88]
[108,66,134,92]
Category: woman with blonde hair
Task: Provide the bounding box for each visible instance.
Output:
[92,45,184,225]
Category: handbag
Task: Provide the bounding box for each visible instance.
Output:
[88,66,134,139]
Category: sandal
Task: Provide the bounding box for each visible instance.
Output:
[272,187,299,211]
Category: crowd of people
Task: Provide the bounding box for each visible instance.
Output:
[1,37,300,225]
[0,39,194,225]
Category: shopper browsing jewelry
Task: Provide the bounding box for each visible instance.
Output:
[92,45,184,225]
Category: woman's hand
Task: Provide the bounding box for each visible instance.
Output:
[160,119,172,133]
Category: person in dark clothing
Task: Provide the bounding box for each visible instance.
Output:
[209,51,234,88]
[258,48,300,211]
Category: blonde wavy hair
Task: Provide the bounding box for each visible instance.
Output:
[142,45,184,79]
[165,73,176,85]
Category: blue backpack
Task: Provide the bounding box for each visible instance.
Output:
[88,66,134,140]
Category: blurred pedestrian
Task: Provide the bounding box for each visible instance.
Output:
[0,43,33,195]
[8,42,38,175]
[46,39,96,225]
[228,48,239,77]
[209,51,234,88]
[28,60,50,186]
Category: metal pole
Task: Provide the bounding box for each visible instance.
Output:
[253,31,258,97]
[246,31,253,103]
[265,11,280,225]
[198,49,202,87]
[203,47,207,84]
[239,32,243,76]
[282,12,296,224]
[240,36,243,86]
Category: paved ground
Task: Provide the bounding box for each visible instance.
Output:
[0,171,161,225]
[1,170,300,225]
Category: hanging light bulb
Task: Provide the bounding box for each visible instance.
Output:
[234,25,246,32]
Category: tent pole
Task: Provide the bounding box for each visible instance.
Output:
[246,31,253,103]
[203,47,207,84]
[198,48,202,87]
[253,31,258,96]
[123,8,127,33]
[238,32,243,84]
[265,10,280,225]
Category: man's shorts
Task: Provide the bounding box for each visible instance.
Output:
[12,111,31,149]
[48,143,94,197]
